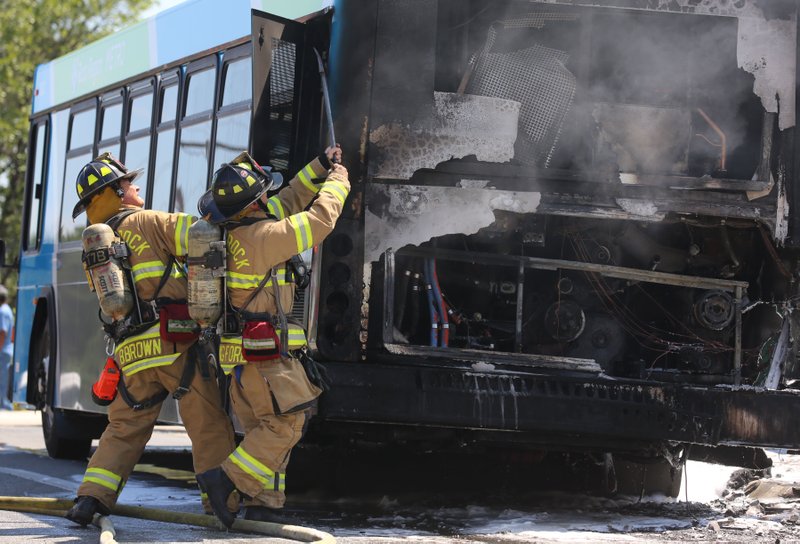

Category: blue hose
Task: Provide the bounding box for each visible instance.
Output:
[423,260,438,347]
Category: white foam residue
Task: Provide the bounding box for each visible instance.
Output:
[737,15,797,130]
[615,198,661,218]
[459,179,492,189]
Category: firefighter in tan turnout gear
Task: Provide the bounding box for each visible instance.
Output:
[65,153,235,525]
[195,146,349,527]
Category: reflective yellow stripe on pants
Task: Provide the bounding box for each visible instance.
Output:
[228,445,286,492]
[82,467,123,494]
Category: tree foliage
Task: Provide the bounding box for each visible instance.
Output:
[0,0,155,302]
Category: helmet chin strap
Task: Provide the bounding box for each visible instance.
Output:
[256,199,270,213]
[113,182,125,198]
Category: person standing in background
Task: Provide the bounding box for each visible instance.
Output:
[0,285,14,410]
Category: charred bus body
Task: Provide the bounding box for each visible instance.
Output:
[270,0,800,491]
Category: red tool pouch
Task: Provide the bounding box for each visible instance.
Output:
[159,303,199,343]
[242,320,281,362]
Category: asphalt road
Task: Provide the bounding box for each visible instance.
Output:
[0,409,264,543]
[2,409,800,543]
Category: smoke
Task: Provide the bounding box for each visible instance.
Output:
[369,0,794,183]
[363,0,795,256]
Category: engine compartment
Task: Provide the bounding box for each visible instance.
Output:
[386,215,796,387]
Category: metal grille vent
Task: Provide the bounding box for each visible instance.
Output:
[466,13,577,166]
[269,38,296,172]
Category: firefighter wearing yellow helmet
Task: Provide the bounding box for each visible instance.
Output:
[195,145,348,527]
[65,153,235,525]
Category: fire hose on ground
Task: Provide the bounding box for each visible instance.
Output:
[0,496,336,543]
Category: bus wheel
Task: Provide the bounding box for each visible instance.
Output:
[41,406,92,460]
[32,318,91,460]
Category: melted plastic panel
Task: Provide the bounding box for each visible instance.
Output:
[370,92,521,179]
[363,184,541,263]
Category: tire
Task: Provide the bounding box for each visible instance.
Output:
[41,405,92,460]
[32,316,92,460]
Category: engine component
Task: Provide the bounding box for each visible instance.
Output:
[544,300,586,342]
[187,219,226,330]
[693,290,735,331]
[568,314,626,371]
[82,223,134,321]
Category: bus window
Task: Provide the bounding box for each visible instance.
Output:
[129,85,154,132]
[152,76,179,212]
[60,153,92,242]
[174,61,216,213]
[174,121,211,212]
[24,120,48,251]
[215,51,251,165]
[125,81,155,206]
[101,103,122,142]
[60,103,96,242]
[184,68,215,118]
[221,55,251,107]
[98,90,123,159]
[69,109,95,150]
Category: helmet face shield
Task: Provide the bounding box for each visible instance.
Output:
[197,189,227,224]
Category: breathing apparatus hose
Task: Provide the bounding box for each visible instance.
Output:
[0,496,336,543]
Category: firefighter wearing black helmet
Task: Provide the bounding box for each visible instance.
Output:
[196,145,348,527]
[65,153,235,525]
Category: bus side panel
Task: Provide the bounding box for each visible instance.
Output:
[54,247,106,412]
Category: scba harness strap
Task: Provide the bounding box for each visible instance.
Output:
[95,210,200,409]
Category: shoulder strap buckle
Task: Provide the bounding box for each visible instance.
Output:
[172,385,191,400]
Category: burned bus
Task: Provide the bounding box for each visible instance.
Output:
[296,0,800,493]
[16,0,800,495]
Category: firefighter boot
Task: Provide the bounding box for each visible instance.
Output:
[196,467,239,528]
[65,496,110,526]
[243,505,298,525]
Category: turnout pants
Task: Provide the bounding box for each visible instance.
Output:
[77,350,235,510]
[221,357,319,509]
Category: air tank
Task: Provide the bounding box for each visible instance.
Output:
[187,219,225,330]
[82,223,134,321]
